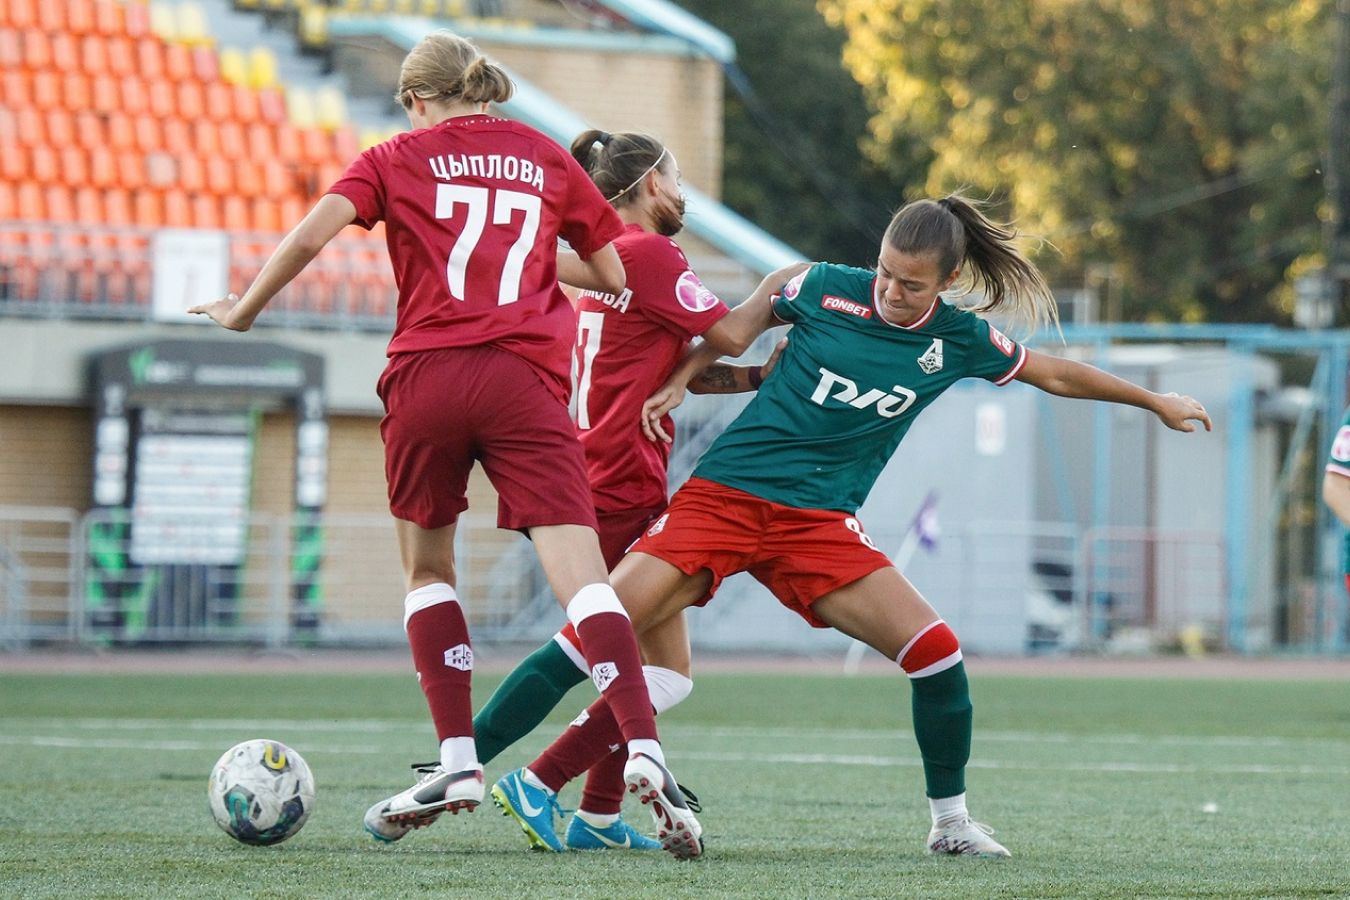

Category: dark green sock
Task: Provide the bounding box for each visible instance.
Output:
[909,660,973,798]
[473,639,588,764]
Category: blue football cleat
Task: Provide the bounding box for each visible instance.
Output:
[565,814,662,851]
[490,768,566,852]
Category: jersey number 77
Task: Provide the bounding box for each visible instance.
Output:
[436,184,541,305]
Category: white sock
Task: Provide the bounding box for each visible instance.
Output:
[439,736,479,774]
[627,738,664,767]
[575,809,619,828]
[930,792,968,827]
[521,767,554,794]
[643,665,693,714]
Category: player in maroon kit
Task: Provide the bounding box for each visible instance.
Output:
[189,32,701,859]
[481,129,805,853]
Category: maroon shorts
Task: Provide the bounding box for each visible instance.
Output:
[595,504,668,571]
[377,345,598,532]
[630,477,892,628]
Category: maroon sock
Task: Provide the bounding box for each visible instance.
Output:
[577,744,626,815]
[529,696,623,792]
[573,610,657,742]
[405,594,474,740]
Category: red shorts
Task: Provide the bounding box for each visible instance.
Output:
[630,477,892,628]
[377,345,598,532]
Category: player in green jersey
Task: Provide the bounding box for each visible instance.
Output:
[1322,406,1350,598]
[495,193,1212,859]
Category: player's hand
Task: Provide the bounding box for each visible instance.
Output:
[188,293,253,331]
[762,260,812,294]
[641,382,687,443]
[761,336,789,380]
[1154,392,1212,433]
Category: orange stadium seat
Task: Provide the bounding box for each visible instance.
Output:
[0,181,15,219]
[15,182,44,220]
[115,151,147,191]
[147,78,175,118]
[73,111,104,150]
[22,28,51,70]
[233,159,261,196]
[119,76,149,116]
[163,189,191,227]
[177,154,205,192]
[135,36,163,79]
[332,127,358,162]
[3,0,39,29]
[35,1,65,34]
[66,0,96,36]
[18,108,49,146]
[44,185,74,222]
[92,76,120,114]
[244,122,274,160]
[250,197,280,232]
[257,87,286,124]
[106,36,134,76]
[62,72,92,110]
[161,118,190,153]
[29,145,58,184]
[1,71,29,109]
[44,108,74,146]
[0,144,28,182]
[221,195,249,232]
[177,81,205,120]
[191,120,220,158]
[50,31,79,70]
[164,42,192,81]
[132,114,161,152]
[231,84,260,123]
[103,188,132,225]
[191,46,218,82]
[0,106,14,143]
[0,28,21,70]
[204,156,234,195]
[217,120,244,158]
[106,113,135,150]
[32,72,60,108]
[132,189,162,227]
[143,150,174,187]
[89,147,117,189]
[259,159,289,197]
[123,1,150,39]
[205,82,234,123]
[80,34,108,74]
[190,194,220,229]
[94,0,126,37]
[59,146,89,186]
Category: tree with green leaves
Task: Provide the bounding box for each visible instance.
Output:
[818,0,1330,323]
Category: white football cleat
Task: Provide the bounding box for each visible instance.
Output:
[926,817,1011,858]
[623,752,702,860]
[364,763,484,842]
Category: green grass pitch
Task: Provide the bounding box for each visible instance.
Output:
[1,666,1347,898]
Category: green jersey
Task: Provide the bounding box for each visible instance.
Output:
[1325,405,1350,576]
[693,262,1028,514]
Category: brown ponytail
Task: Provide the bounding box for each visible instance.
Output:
[397,31,514,109]
[568,130,668,207]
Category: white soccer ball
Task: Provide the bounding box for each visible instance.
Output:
[207,739,316,845]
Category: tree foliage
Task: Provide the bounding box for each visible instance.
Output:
[817,0,1330,322]
[672,0,915,264]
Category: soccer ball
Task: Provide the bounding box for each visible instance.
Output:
[207,739,316,845]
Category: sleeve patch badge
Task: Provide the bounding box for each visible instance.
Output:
[782,269,808,301]
[988,325,1016,357]
[675,270,721,313]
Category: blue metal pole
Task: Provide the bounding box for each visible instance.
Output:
[1225,345,1256,652]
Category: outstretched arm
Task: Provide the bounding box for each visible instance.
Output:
[696,261,811,357]
[189,194,359,331]
[1015,349,1212,432]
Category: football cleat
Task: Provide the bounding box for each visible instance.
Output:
[490,768,567,852]
[926,817,1012,858]
[565,814,662,851]
[365,762,483,841]
[623,752,703,860]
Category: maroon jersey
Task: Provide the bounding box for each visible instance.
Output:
[570,224,730,513]
[329,115,624,401]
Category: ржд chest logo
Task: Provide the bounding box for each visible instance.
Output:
[811,368,917,418]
